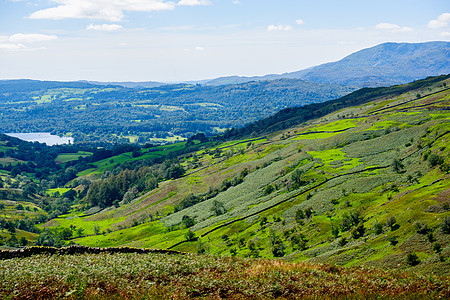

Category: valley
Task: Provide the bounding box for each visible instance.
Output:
[0,75,448,276]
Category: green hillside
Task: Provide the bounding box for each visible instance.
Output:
[37,75,450,274]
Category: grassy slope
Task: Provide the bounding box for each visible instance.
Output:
[1,251,448,299]
[47,77,450,273]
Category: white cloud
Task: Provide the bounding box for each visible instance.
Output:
[0,43,26,51]
[178,0,210,5]
[441,31,450,38]
[428,13,450,29]
[0,33,57,51]
[87,24,123,31]
[267,24,292,32]
[29,0,180,22]
[295,19,304,25]
[375,23,413,33]
[232,0,240,4]
[9,33,58,43]
[195,46,205,51]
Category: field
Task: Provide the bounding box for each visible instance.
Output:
[0,250,448,299]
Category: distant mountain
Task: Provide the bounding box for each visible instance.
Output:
[0,79,109,93]
[204,42,450,87]
[80,80,165,89]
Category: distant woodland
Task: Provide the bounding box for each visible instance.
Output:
[0,79,352,143]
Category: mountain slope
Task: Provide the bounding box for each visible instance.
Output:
[40,75,450,274]
[205,42,450,88]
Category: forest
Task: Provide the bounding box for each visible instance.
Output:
[0,79,352,143]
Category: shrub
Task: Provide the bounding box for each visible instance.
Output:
[391,158,404,173]
[406,253,420,266]
[433,243,442,253]
[351,222,365,239]
[441,217,450,234]
[414,221,429,234]
[272,240,286,257]
[388,236,398,246]
[291,233,307,250]
[386,216,399,231]
[295,209,305,223]
[338,237,347,247]
[331,225,339,238]
[373,222,383,235]
[428,153,443,167]
[263,185,275,196]
[211,200,226,216]
[182,215,195,228]
[184,230,196,241]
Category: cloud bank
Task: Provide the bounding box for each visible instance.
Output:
[0,33,57,51]
[29,0,209,22]
[375,23,413,33]
[428,13,450,29]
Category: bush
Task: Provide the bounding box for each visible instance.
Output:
[373,222,383,235]
[351,222,365,239]
[295,209,305,223]
[441,217,450,234]
[428,153,443,167]
[182,215,195,228]
[388,236,398,246]
[386,216,399,231]
[184,230,196,241]
[272,240,286,257]
[414,221,429,234]
[263,185,275,196]
[433,243,442,253]
[406,253,420,266]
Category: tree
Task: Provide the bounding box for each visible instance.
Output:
[93,224,101,235]
[373,222,383,235]
[185,230,196,241]
[391,158,404,173]
[272,240,286,257]
[182,215,195,228]
[60,228,73,240]
[263,185,275,196]
[406,253,420,266]
[211,200,226,216]
[295,209,305,223]
[386,216,399,231]
[19,237,28,247]
[440,216,450,234]
[351,222,365,239]
[291,169,306,188]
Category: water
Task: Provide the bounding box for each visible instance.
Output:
[5,132,74,146]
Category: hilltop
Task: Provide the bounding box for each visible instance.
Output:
[1,74,446,274]
[205,42,450,87]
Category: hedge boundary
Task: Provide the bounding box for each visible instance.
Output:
[0,245,186,260]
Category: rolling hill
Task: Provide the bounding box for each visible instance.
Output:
[21,74,448,275]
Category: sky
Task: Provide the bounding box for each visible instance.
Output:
[0,0,449,82]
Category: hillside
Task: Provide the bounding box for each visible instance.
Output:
[205,42,450,88]
[25,75,449,274]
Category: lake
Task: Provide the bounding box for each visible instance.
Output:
[5,132,74,146]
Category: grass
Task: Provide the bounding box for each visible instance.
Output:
[45,188,71,196]
[0,251,448,299]
[55,151,92,163]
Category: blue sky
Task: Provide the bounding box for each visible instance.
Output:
[0,0,449,82]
